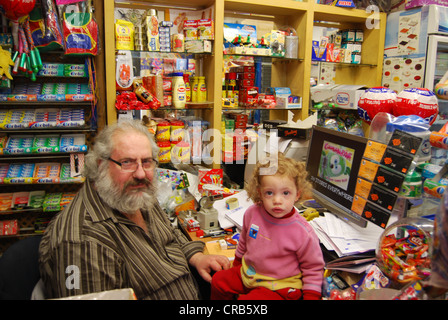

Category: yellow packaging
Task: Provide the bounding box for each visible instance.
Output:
[115,19,135,50]
[156,121,171,142]
[358,159,379,182]
[172,141,190,163]
[354,177,373,199]
[363,140,387,162]
[351,195,367,216]
[170,120,185,142]
[145,14,159,51]
[157,141,171,163]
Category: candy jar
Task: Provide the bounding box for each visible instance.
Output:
[376,217,434,287]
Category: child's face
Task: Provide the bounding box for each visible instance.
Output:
[258,174,300,218]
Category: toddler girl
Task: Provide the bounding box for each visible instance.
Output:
[211,153,324,300]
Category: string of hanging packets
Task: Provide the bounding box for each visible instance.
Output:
[11,16,43,81]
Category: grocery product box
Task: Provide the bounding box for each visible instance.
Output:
[267,87,301,109]
[184,20,198,40]
[226,46,271,56]
[310,84,366,109]
[312,40,327,61]
[223,23,257,48]
[277,125,312,139]
[198,19,214,40]
[185,40,212,53]
[239,86,258,107]
[333,85,366,109]
[264,30,286,57]
[0,219,18,236]
[276,95,302,109]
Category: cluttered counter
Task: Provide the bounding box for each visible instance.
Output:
[177,187,442,300]
[156,116,448,300]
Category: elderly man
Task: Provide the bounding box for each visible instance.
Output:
[39,120,229,299]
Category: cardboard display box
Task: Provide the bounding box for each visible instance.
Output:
[310,84,366,109]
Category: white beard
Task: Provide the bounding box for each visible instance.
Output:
[95,167,158,214]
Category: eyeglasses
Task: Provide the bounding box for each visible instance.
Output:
[107,157,158,172]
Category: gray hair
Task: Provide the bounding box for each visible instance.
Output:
[83,120,159,180]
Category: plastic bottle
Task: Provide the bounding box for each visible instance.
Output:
[172,72,186,109]
[198,76,207,102]
[191,76,198,102]
[183,73,191,102]
[226,72,236,99]
[398,167,423,217]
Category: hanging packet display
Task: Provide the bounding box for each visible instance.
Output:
[62,11,99,56]
[115,19,134,50]
[28,0,64,51]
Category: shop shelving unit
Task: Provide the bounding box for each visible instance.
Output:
[103,0,387,166]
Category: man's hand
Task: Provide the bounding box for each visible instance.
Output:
[189,252,230,283]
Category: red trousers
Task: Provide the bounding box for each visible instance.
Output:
[210,265,302,300]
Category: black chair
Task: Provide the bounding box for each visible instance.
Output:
[0,236,42,300]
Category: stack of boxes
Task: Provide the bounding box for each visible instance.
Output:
[223,65,257,108]
[222,113,250,163]
[312,29,364,64]
[159,21,173,52]
[184,19,214,53]
[236,66,257,108]
[140,10,213,54]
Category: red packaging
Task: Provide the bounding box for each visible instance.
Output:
[234,121,247,131]
[243,66,255,73]
[198,169,223,194]
[163,77,172,92]
[239,72,255,80]
[0,219,18,236]
[186,218,200,232]
[239,79,254,88]
[394,88,439,125]
[227,113,248,122]
[239,87,258,107]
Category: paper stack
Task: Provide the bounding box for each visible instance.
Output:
[214,190,253,230]
[310,212,384,258]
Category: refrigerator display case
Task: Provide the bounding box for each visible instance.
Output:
[382,5,448,93]
[382,5,448,129]
[425,34,448,91]
[425,34,448,130]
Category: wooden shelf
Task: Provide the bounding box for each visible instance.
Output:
[104,0,386,167]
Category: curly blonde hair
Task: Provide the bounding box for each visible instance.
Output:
[245,152,312,205]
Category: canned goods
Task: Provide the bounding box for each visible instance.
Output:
[157,141,171,163]
[170,120,185,142]
[156,120,171,141]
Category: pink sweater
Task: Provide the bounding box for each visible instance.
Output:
[235,204,325,293]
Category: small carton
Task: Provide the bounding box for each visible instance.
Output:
[311,84,366,109]
[312,40,326,61]
[184,20,198,40]
[333,85,366,109]
[198,19,214,40]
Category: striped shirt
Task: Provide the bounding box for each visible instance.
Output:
[38,180,205,300]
